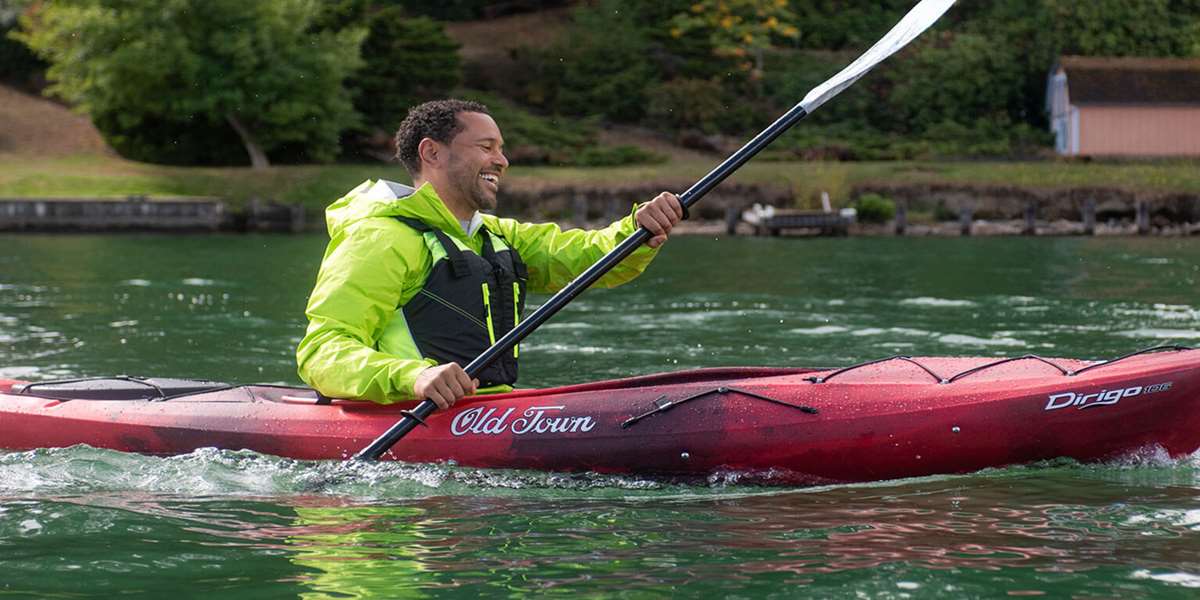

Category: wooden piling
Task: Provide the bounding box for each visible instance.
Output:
[572,195,588,228]
[894,199,907,236]
[1023,199,1037,235]
[725,207,740,235]
[605,197,622,222]
[1136,200,1150,235]
[1082,198,1096,235]
[288,203,305,233]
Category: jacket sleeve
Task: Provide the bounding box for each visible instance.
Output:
[295,220,434,403]
[488,206,659,293]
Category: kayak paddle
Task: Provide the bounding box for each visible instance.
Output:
[355,0,957,460]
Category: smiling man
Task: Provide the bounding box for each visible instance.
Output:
[297,99,682,408]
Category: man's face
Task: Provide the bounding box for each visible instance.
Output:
[443,111,508,213]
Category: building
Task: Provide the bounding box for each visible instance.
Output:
[1046,56,1200,157]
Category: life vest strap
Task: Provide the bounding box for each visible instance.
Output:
[395,216,472,278]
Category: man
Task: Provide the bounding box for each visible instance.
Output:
[297,99,682,409]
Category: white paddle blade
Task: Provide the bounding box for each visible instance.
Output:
[800,0,956,114]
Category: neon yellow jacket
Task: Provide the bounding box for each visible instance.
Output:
[296,180,659,403]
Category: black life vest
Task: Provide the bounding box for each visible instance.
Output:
[396,217,528,387]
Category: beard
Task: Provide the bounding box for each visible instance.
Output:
[447,155,497,213]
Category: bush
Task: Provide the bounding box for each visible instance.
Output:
[855,193,895,224]
[646,78,726,132]
[91,109,246,166]
[459,90,588,163]
[457,90,662,167]
[572,145,663,167]
[517,0,657,122]
[397,0,569,21]
[396,0,490,21]
[934,202,959,222]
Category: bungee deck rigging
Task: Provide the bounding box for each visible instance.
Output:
[807,345,1193,385]
[621,386,819,430]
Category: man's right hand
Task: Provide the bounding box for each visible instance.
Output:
[413,363,478,410]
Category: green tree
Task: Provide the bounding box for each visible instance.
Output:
[634,0,725,81]
[356,10,460,131]
[16,0,364,168]
[1045,0,1199,57]
[769,0,1200,158]
[789,1,911,50]
[669,0,800,86]
[646,78,727,131]
[544,0,657,122]
[944,0,1200,139]
[317,2,461,151]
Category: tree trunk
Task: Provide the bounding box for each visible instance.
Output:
[225,113,270,169]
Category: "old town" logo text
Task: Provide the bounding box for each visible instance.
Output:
[450,405,597,436]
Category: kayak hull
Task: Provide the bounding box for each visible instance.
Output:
[2,350,1199,483]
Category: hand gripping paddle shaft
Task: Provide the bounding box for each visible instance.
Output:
[355,0,957,461]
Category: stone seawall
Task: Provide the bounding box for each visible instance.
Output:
[494,181,795,225]
[4,181,1197,235]
[0,197,305,232]
[852,182,1200,224]
[0,197,224,231]
[500,180,1200,230]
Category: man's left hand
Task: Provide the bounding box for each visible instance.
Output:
[636,192,683,248]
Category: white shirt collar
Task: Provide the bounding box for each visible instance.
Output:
[461,212,483,237]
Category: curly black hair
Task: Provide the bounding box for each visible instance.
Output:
[394,99,490,176]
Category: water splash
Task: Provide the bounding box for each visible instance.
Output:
[0,446,805,501]
[5,445,1200,502]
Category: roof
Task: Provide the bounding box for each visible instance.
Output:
[1058,55,1200,105]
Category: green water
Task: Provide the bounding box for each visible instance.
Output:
[2,233,1200,598]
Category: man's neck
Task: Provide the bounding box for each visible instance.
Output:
[415,177,475,221]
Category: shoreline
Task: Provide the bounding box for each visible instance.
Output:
[3,178,1198,235]
[4,213,1195,236]
[680,219,1200,237]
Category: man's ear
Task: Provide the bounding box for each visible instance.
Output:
[417,138,442,169]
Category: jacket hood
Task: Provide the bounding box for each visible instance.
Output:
[325,180,466,238]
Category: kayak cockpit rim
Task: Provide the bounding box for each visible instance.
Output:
[8,376,303,403]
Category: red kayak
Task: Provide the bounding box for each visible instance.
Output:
[2,346,1198,484]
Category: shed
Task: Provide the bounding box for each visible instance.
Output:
[1046,56,1200,157]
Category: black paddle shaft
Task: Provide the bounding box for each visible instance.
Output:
[354,103,810,461]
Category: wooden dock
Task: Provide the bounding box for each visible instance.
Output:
[734,206,855,237]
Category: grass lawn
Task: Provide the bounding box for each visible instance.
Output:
[2,152,1198,214]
